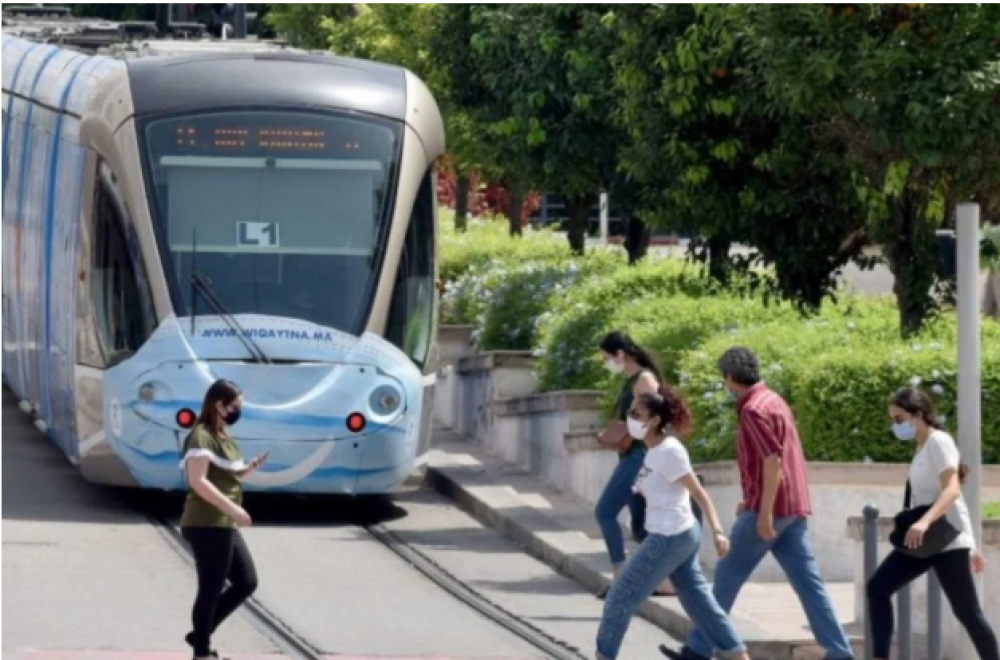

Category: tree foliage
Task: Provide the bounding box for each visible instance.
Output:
[614,5,870,309]
[265,2,1000,334]
[265,3,353,49]
[742,3,1000,334]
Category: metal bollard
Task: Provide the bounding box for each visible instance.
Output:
[928,571,943,660]
[899,582,913,660]
[863,506,880,660]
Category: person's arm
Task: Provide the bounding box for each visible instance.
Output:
[679,473,723,536]
[906,434,964,550]
[633,371,659,397]
[743,409,782,539]
[186,456,248,522]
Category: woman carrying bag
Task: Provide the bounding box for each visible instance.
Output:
[594,331,676,598]
[867,387,998,660]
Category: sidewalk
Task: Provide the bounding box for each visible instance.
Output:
[424,430,864,660]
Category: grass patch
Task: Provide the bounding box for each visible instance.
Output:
[983,502,1000,520]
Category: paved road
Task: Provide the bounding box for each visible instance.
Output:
[2,387,682,660]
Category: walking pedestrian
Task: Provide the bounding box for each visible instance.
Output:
[867,387,997,660]
[594,331,676,598]
[596,385,748,660]
[180,379,268,660]
[660,346,853,660]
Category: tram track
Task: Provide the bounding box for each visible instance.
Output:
[150,512,326,660]
[146,499,589,660]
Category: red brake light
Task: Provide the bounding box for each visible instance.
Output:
[347,412,366,433]
[176,409,196,429]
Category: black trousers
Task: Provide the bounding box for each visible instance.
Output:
[183,527,259,656]
[867,548,999,660]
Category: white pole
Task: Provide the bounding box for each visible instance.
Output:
[957,202,982,548]
[599,191,609,246]
[957,202,982,660]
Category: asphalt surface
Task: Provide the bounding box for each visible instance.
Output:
[2,386,681,659]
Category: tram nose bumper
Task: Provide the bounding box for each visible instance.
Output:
[130,361,407,440]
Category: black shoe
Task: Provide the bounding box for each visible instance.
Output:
[597,585,611,600]
[659,645,710,660]
[185,632,221,658]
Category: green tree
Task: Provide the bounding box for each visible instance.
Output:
[743,3,1000,335]
[323,4,492,233]
[614,4,869,307]
[467,5,626,251]
[265,3,353,49]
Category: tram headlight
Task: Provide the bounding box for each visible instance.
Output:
[369,385,402,416]
[139,382,157,402]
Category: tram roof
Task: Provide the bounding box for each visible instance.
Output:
[122,42,409,122]
[2,17,412,123]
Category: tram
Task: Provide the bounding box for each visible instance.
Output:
[1,25,445,493]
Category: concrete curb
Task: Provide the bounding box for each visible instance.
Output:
[425,456,864,660]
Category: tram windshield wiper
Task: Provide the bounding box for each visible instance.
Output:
[190,272,271,364]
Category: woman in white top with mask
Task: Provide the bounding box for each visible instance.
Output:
[596,385,748,660]
[867,387,998,660]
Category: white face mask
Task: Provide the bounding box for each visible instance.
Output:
[627,417,649,440]
[604,359,624,374]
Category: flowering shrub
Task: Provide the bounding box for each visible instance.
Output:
[439,210,569,286]
[477,251,625,350]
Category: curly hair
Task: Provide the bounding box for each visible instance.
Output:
[637,384,693,439]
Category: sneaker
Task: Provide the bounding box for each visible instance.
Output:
[659,645,710,660]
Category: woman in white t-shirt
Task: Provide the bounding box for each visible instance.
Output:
[867,387,998,660]
[596,385,748,660]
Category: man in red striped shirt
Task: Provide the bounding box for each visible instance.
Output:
[661,347,853,660]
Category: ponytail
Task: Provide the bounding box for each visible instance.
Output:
[638,385,693,439]
[598,330,662,381]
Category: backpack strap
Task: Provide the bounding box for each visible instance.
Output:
[904,479,912,510]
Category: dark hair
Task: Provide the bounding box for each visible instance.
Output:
[637,385,693,439]
[599,331,662,381]
[717,346,760,387]
[891,387,967,483]
[197,379,242,432]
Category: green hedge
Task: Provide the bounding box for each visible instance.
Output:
[438,213,1000,465]
[677,311,1000,462]
[533,257,778,392]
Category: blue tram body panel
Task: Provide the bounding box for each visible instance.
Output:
[1,32,440,494]
[101,314,424,493]
[2,35,123,461]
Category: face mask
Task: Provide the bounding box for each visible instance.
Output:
[627,417,649,440]
[892,421,916,441]
[224,407,242,426]
[605,359,624,374]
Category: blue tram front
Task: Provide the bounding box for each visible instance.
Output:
[1,35,445,493]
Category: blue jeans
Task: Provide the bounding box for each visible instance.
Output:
[686,512,853,660]
[595,448,646,565]
[597,525,746,660]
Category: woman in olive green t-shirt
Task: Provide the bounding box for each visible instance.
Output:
[179,379,267,660]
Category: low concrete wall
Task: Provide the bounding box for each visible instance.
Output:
[434,325,476,430]
[455,351,538,448]
[692,463,1000,582]
[494,391,607,490]
[847,517,1000,660]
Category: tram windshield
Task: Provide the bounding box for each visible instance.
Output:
[141,110,402,335]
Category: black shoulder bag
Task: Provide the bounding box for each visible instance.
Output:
[889,480,959,559]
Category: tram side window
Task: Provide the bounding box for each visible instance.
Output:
[91,170,155,364]
[386,170,436,368]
